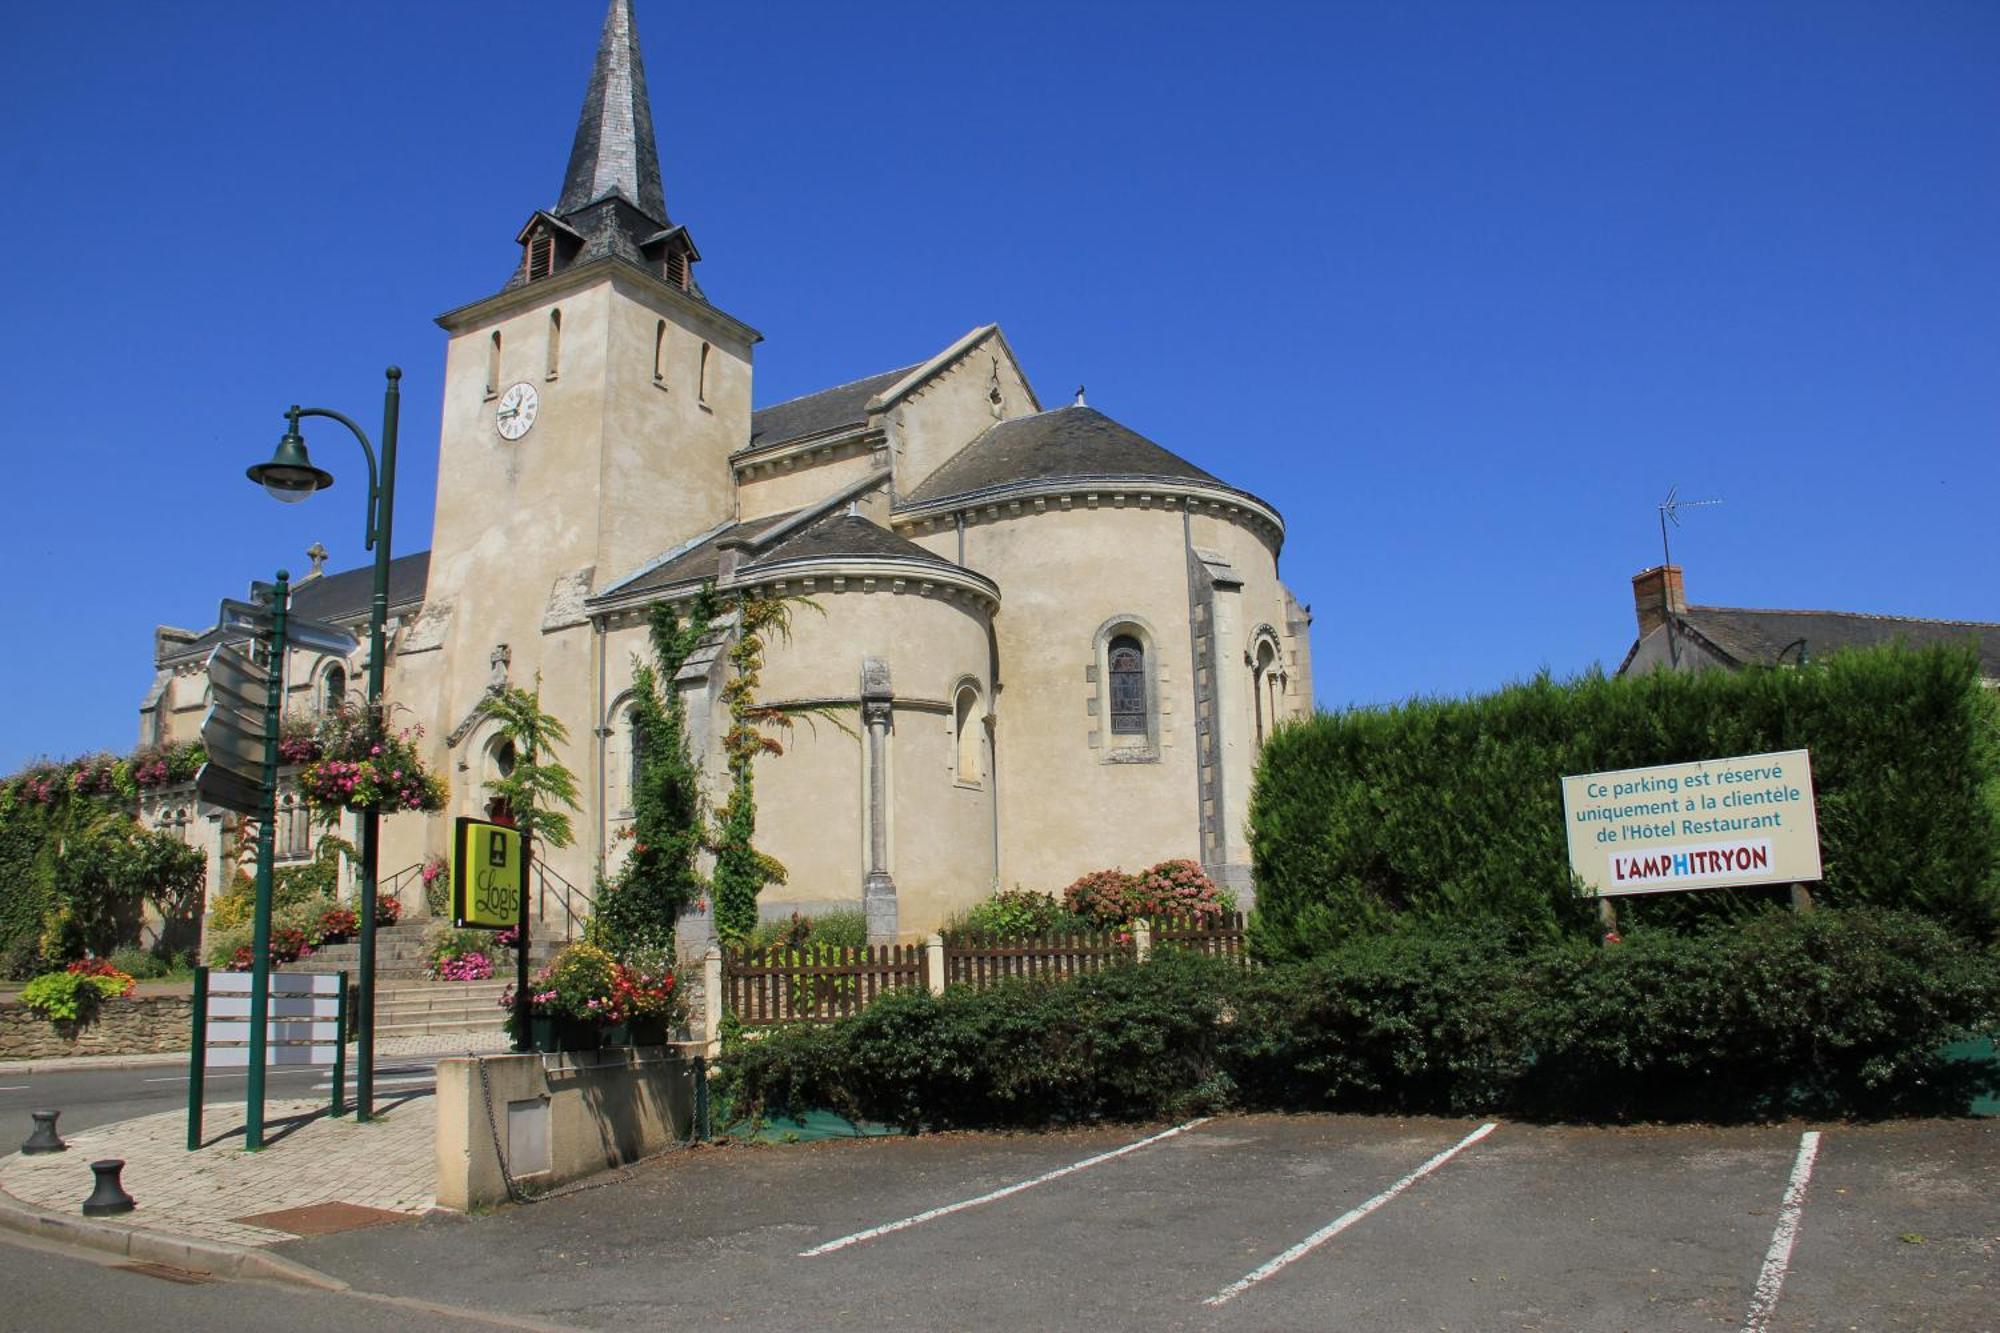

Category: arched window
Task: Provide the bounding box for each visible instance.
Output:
[276,792,310,862]
[486,331,502,398]
[1108,636,1147,736]
[653,320,667,385]
[321,664,346,714]
[604,700,644,817]
[1252,641,1278,745]
[954,684,982,784]
[698,342,712,404]
[546,308,562,380]
[493,739,517,779]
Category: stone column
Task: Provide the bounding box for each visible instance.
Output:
[861,657,898,943]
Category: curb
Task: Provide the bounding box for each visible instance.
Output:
[0,1183,349,1291]
[1,1052,187,1073]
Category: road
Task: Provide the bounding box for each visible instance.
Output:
[0,1230,559,1331]
[0,1058,443,1139]
[1,1109,1990,1329]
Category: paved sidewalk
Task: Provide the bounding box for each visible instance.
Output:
[0,1093,437,1247]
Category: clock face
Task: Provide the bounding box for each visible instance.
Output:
[496,381,539,440]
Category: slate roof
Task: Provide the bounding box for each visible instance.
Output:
[556,0,667,222]
[1678,605,2000,677]
[902,405,1224,505]
[746,511,962,573]
[745,364,918,454]
[607,512,800,598]
[159,552,431,665]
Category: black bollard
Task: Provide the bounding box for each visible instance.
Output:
[81,1159,135,1217]
[20,1110,66,1155]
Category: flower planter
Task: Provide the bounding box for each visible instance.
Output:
[530,1016,612,1053]
[627,1016,670,1046]
[602,1021,632,1047]
[527,1015,558,1053]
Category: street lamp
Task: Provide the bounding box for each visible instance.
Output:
[246,365,401,1122]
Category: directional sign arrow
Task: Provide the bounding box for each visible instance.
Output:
[200,707,269,782]
[216,599,360,658]
[196,762,265,816]
[205,645,270,723]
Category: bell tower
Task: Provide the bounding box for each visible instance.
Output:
[408,0,759,842]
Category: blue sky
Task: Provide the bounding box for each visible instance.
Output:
[1,1,1994,773]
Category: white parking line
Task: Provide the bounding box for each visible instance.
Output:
[1204,1121,1498,1307]
[0,1085,28,1092]
[1741,1129,1822,1333]
[800,1117,1212,1257]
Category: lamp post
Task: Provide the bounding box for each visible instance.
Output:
[247,365,401,1122]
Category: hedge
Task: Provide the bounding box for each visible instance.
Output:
[715,911,2000,1127]
[1248,645,2000,961]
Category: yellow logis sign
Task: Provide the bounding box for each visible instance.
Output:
[453,816,523,929]
[1561,749,1822,898]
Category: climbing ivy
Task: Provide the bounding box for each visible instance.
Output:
[711,594,795,945]
[596,591,719,957]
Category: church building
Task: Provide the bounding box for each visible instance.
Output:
[140,0,1313,945]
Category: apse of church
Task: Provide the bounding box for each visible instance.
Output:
[140,0,1312,949]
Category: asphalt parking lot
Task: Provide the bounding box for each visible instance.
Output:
[284,1113,1996,1331]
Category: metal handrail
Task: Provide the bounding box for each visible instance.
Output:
[379,860,427,906]
[533,858,595,942]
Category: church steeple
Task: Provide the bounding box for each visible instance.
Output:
[557,0,667,222]
[510,0,702,296]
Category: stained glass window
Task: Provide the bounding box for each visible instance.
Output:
[1109,635,1146,736]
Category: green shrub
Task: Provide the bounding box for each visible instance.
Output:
[719,910,2000,1126]
[946,888,1092,939]
[747,909,868,954]
[1522,909,2000,1119]
[720,951,1236,1130]
[1250,645,2000,961]
[20,969,127,1022]
[203,925,253,970]
[1222,924,1539,1116]
[109,946,171,980]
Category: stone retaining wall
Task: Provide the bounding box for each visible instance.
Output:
[0,991,192,1060]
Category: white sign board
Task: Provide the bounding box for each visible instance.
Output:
[1561,748,1822,898]
[204,971,344,1068]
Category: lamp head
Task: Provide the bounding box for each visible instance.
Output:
[247,426,334,504]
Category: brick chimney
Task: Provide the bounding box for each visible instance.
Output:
[1631,565,1686,638]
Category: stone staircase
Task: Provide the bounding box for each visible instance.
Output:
[376,977,513,1039]
[278,919,566,1039]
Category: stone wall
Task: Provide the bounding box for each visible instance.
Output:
[0,988,192,1060]
[434,1045,701,1211]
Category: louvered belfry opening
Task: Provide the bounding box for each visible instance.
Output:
[664,248,689,290]
[526,230,557,282]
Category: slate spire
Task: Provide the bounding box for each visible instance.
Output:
[557,0,668,224]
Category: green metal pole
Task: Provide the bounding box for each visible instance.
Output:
[246,570,290,1151]
[356,366,400,1123]
[186,966,208,1151]
[514,834,532,1053]
[331,969,349,1118]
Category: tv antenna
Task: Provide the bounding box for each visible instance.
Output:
[1657,484,1723,570]
[1656,485,1722,667]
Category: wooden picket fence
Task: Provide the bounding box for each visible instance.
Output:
[1154,911,1250,961]
[721,914,1251,1027]
[942,930,1135,987]
[722,942,927,1025]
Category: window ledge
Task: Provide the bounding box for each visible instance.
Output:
[1101,747,1160,765]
